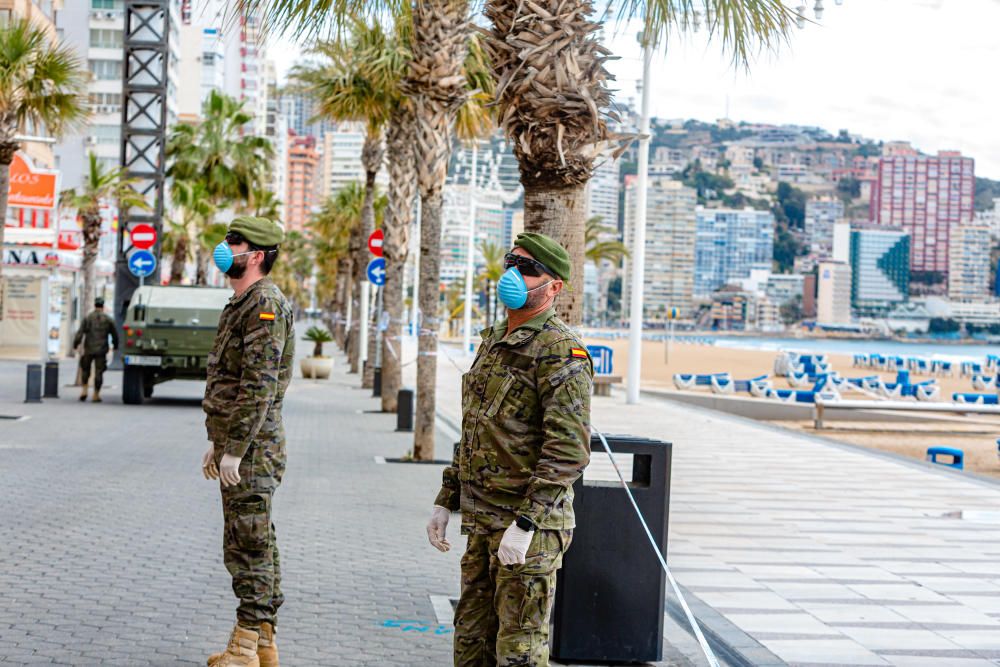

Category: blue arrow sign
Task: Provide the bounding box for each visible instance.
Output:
[128,250,157,278]
[367,257,386,286]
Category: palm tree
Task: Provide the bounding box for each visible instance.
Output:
[0,19,87,294]
[477,239,504,326]
[165,179,215,284]
[482,0,794,323]
[61,154,150,311]
[584,215,628,322]
[167,91,273,282]
[293,29,395,382]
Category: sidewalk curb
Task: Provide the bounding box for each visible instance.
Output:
[666,585,787,667]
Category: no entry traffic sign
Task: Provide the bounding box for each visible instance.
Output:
[130,224,157,250]
[368,229,384,257]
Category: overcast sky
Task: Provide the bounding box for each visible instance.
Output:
[271,0,1000,178]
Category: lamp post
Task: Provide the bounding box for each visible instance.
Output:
[461,141,478,355]
[626,25,653,405]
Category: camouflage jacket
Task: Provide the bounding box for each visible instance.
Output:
[203,278,295,459]
[435,308,593,534]
[73,310,119,355]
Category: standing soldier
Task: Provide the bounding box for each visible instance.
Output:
[73,296,118,402]
[201,217,294,667]
[426,233,593,666]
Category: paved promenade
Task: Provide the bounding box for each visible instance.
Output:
[433,342,1000,667]
[0,341,697,666]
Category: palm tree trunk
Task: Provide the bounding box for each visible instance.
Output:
[381,104,417,413]
[414,189,444,459]
[169,234,189,284]
[523,184,587,324]
[196,245,207,286]
[334,258,350,349]
[405,0,471,461]
[0,147,16,317]
[484,0,616,327]
[360,132,385,388]
[347,220,364,373]
[81,212,102,316]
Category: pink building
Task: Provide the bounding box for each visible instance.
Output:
[870,150,975,277]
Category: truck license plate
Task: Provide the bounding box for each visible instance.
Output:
[125,355,161,367]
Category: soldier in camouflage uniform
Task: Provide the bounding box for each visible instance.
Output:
[427,233,593,667]
[202,216,294,667]
[73,296,119,402]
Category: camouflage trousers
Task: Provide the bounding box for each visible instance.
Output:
[454,529,572,667]
[79,353,108,391]
[217,438,286,629]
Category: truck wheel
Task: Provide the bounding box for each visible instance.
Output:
[123,366,144,405]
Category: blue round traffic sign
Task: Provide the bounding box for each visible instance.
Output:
[128,250,157,278]
[366,257,386,286]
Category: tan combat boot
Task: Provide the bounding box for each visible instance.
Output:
[209,623,277,667]
[256,622,279,667]
[92,389,102,403]
[207,625,259,667]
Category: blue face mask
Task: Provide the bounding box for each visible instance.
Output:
[497,267,552,310]
[212,242,255,275]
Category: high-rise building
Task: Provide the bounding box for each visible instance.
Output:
[693,207,775,298]
[948,224,992,302]
[54,0,181,190]
[285,133,319,232]
[817,260,852,325]
[586,154,620,230]
[176,0,232,121]
[319,125,365,201]
[223,7,268,136]
[849,227,910,315]
[871,149,975,278]
[621,179,697,319]
[804,197,844,255]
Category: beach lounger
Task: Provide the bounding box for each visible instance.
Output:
[971,374,998,391]
[710,375,735,394]
[878,382,904,399]
[749,378,772,397]
[915,385,940,401]
[788,371,812,388]
[961,362,983,377]
[853,354,868,368]
[931,360,954,377]
[953,393,1000,405]
[673,372,730,390]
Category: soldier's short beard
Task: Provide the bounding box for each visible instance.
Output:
[226,256,248,280]
[519,287,550,312]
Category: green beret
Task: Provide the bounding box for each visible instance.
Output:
[513,232,571,281]
[229,216,284,246]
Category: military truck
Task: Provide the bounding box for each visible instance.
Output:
[120,285,230,404]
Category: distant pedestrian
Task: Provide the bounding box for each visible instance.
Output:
[73,296,118,403]
[426,232,594,666]
[202,216,294,667]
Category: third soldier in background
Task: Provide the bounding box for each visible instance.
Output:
[73,296,118,403]
[427,232,593,666]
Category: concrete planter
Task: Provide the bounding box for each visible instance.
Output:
[300,356,334,379]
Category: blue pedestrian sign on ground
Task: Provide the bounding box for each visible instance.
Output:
[128,250,157,278]
[367,257,386,286]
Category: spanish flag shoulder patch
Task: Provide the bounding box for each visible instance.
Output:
[259,312,276,321]
[570,347,588,359]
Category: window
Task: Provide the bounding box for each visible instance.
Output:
[89,59,122,80]
[90,29,122,49]
[92,0,123,8]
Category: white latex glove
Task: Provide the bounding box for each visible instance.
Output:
[497,522,534,566]
[426,506,452,552]
[219,453,242,488]
[202,445,219,480]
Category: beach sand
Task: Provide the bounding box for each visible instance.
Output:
[584,337,1000,478]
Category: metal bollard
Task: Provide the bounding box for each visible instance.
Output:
[396,388,414,432]
[25,364,42,403]
[43,361,59,398]
[372,367,382,398]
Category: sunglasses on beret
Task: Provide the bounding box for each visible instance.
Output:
[503,252,555,278]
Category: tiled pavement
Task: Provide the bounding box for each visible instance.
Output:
[0,340,697,666]
[433,342,1000,667]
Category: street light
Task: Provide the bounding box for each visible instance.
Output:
[814,0,825,20]
[795,5,807,29]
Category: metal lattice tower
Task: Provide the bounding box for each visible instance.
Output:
[114,0,171,327]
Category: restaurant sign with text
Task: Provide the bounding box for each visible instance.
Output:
[8,151,59,210]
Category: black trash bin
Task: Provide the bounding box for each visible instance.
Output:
[551,434,672,664]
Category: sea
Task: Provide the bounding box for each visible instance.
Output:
[674,335,995,362]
